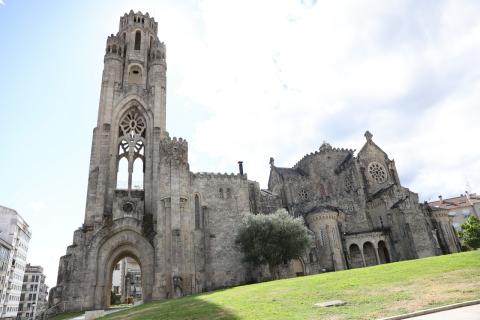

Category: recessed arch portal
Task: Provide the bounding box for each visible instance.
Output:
[91,228,154,309]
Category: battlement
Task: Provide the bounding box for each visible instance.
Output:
[160,136,189,165]
[161,136,188,146]
[119,10,158,35]
[150,40,166,63]
[193,172,246,181]
[293,144,355,169]
[105,34,124,58]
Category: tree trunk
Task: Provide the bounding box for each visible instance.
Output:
[268,264,280,280]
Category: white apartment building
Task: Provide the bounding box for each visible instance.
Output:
[17,264,48,320]
[0,238,13,312]
[0,206,31,319]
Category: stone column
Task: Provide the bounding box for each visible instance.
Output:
[306,210,346,271]
[374,244,381,264]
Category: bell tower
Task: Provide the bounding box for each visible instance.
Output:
[84,10,167,227]
[97,10,166,129]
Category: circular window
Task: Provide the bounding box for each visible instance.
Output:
[120,109,146,138]
[122,202,135,213]
[368,162,387,184]
[298,189,308,201]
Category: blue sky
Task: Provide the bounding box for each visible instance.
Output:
[1,0,480,289]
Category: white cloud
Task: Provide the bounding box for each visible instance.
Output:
[0,0,5,6]
[30,201,47,212]
[168,0,480,199]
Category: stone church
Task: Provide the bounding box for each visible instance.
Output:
[50,11,460,312]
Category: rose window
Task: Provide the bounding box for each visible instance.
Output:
[298,189,308,201]
[119,109,146,138]
[368,162,387,184]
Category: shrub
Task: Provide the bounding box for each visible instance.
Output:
[235,209,311,279]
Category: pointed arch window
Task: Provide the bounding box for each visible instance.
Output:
[194,195,201,229]
[116,108,146,190]
[134,31,141,50]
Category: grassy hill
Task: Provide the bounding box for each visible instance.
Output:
[99,251,480,320]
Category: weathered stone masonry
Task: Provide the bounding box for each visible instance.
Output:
[50,11,461,313]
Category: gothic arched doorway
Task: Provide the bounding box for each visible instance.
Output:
[88,228,155,310]
[363,242,378,267]
[349,244,364,268]
[377,240,390,264]
[109,256,142,306]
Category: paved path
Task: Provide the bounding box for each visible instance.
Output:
[70,308,127,319]
[408,304,480,320]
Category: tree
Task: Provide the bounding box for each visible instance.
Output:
[235,209,311,280]
[459,215,480,250]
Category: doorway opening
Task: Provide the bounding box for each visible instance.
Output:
[110,256,142,306]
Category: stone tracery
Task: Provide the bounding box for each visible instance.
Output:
[367,162,387,184]
[116,108,146,190]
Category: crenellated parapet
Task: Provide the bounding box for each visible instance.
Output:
[150,40,166,64]
[119,10,158,35]
[160,136,188,165]
[294,142,354,169]
[193,172,246,182]
[105,34,125,60]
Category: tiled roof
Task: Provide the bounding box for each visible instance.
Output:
[429,193,480,209]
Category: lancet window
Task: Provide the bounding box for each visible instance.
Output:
[116,108,146,190]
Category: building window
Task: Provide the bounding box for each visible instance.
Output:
[128,65,143,84]
[116,108,146,191]
[219,188,224,199]
[368,161,387,184]
[298,189,308,201]
[194,195,201,229]
[134,30,141,50]
[226,188,232,199]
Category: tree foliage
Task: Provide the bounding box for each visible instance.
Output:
[459,215,480,250]
[235,209,311,279]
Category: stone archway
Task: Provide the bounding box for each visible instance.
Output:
[349,244,364,268]
[105,250,142,307]
[91,229,155,309]
[377,240,390,264]
[363,242,378,267]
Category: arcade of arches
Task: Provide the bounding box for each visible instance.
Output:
[348,240,391,268]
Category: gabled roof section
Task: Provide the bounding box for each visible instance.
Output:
[357,130,389,161]
[274,166,307,179]
[267,157,308,190]
[334,151,355,174]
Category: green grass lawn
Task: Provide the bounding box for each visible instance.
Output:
[99,251,480,320]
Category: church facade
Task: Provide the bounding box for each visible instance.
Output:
[50,11,460,312]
